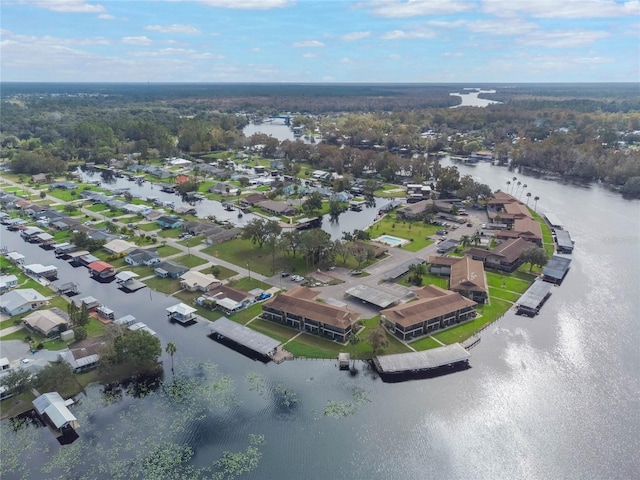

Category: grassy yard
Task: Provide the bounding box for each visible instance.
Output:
[202,238,309,276]
[157,228,182,238]
[246,318,299,342]
[367,214,437,252]
[172,254,207,268]
[227,277,272,291]
[211,264,237,280]
[137,222,159,232]
[178,236,205,248]
[432,298,512,345]
[409,336,444,350]
[143,276,182,294]
[486,271,533,293]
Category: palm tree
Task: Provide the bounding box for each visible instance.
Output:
[165,342,177,376]
[104,221,119,234]
[515,181,522,197]
[526,192,532,205]
[519,183,527,200]
[460,235,472,249]
[534,196,540,211]
[471,232,481,246]
[511,176,517,194]
[506,180,511,192]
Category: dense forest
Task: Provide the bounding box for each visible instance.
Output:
[1,83,639,197]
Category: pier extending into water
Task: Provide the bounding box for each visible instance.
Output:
[373,343,471,382]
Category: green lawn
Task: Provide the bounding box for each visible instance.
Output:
[246,318,299,342]
[367,215,438,252]
[486,271,532,293]
[87,203,108,212]
[432,298,512,345]
[172,254,207,268]
[211,264,237,280]
[157,228,182,238]
[202,238,309,276]
[488,287,521,302]
[409,336,444,350]
[157,245,181,257]
[143,276,182,294]
[137,222,159,232]
[227,277,271,292]
[178,236,205,248]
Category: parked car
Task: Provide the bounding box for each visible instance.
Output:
[281,272,290,277]
[291,275,304,282]
[350,269,363,276]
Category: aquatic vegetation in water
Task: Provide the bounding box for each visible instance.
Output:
[0,417,42,478]
[245,371,266,396]
[323,387,371,418]
[212,434,266,480]
[274,382,298,408]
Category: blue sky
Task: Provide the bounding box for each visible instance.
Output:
[1,0,638,83]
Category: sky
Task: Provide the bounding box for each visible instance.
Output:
[1,0,639,83]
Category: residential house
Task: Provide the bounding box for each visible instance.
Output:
[5,251,25,265]
[256,200,297,216]
[125,248,161,267]
[197,284,253,314]
[261,286,360,343]
[240,193,267,207]
[31,173,47,183]
[428,256,461,276]
[103,238,137,255]
[157,215,183,229]
[23,307,69,338]
[465,237,533,272]
[205,227,242,246]
[449,257,488,304]
[381,285,477,340]
[208,183,236,195]
[154,261,189,279]
[0,289,49,316]
[0,274,18,293]
[180,271,220,292]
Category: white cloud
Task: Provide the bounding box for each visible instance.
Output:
[389,53,402,59]
[482,0,640,18]
[145,24,201,35]
[196,0,293,9]
[466,18,537,36]
[98,13,115,20]
[520,29,610,48]
[358,0,472,18]
[33,0,105,13]
[303,52,321,58]
[443,52,464,57]
[121,36,152,45]
[341,31,371,41]
[339,57,352,63]
[251,47,261,52]
[381,29,435,40]
[292,40,325,47]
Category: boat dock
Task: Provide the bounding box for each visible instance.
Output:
[555,229,574,254]
[542,255,571,284]
[516,279,553,316]
[373,343,471,382]
[208,317,281,362]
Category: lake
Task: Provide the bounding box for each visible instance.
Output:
[2,161,639,479]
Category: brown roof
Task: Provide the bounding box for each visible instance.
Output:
[428,255,461,267]
[413,284,452,299]
[257,200,296,214]
[263,286,359,329]
[503,201,531,218]
[382,287,476,328]
[466,238,532,264]
[207,284,250,302]
[244,193,267,205]
[450,257,487,293]
[513,217,542,240]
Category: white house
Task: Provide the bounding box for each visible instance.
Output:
[125,248,161,267]
[0,274,18,293]
[179,271,220,292]
[0,289,49,316]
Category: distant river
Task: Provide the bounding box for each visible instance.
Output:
[2,162,639,479]
[450,88,501,108]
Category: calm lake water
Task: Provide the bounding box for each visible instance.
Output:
[2,161,639,479]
